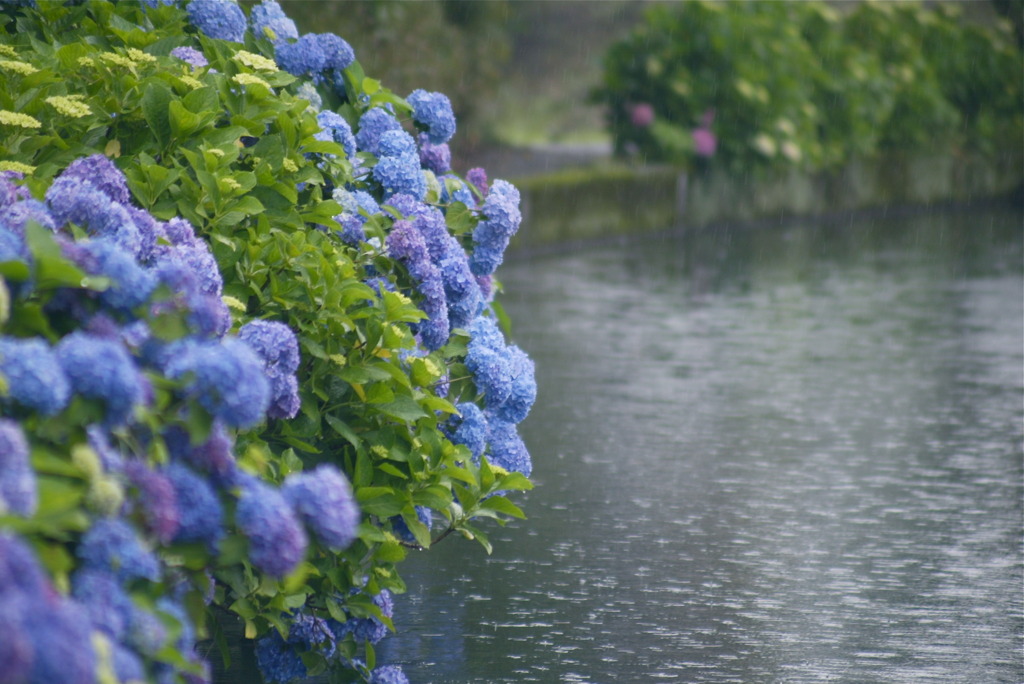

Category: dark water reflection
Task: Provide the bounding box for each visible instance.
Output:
[380,208,1024,683]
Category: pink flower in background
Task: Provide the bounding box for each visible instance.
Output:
[629,102,654,128]
[692,108,717,157]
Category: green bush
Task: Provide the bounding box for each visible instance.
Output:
[593,0,1023,173]
[0,1,535,682]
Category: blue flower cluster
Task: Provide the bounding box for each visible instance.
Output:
[314,110,357,160]
[469,179,523,276]
[0,419,34,516]
[333,187,380,245]
[187,0,247,43]
[274,32,354,80]
[355,107,402,156]
[239,320,302,420]
[407,89,457,144]
[282,464,360,551]
[235,474,309,578]
[461,316,536,475]
[373,129,427,200]
[0,533,97,684]
[255,611,335,683]
[250,0,298,42]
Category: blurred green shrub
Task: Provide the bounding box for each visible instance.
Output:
[593,0,1023,173]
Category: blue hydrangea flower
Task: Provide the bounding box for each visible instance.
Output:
[250,0,298,41]
[315,33,354,71]
[235,475,308,577]
[469,179,522,276]
[164,338,271,428]
[186,0,247,42]
[448,402,487,458]
[439,248,482,331]
[21,591,98,684]
[126,603,168,656]
[127,205,163,263]
[255,629,308,684]
[0,336,71,415]
[390,505,431,545]
[373,132,427,201]
[124,460,179,544]
[166,462,224,550]
[87,424,124,474]
[0,419,35,516]
[77,517,161,582]
[369,665,410,684]
[164,421,237,482]
[70,567,134,640]
[407,89,456,144]
[282,465,359,550]
[466,343,512,407]
[355,107,401,156]
[0,225,27,267]
[493,345,536,424]
[274,33,325,76]
[333,188,380,245]
[418,133,451,175]
[0,198,57,234]
[440,174,476,206]
[112,644,145,684]
[170,46,209,69]
[162,216,198,246]
[56,332,143,427]
[295,81,322,111]
[485,414,532,476]
[329,589,393,645]
[81,238,156,312]
[314,109,357,159]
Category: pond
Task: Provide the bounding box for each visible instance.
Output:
[378,206,1024,683]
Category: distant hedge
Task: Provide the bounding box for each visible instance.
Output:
[593,1,1023,173]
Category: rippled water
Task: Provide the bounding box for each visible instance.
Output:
[379,208,1024,683]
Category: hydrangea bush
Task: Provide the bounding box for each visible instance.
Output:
[0,1,537,682]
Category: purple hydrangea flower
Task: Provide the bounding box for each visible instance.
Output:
[21,592,98,684]
[235,475,308,577]
[166,462,224,550]
[163,216,198,246]
[387,220,449,350]
[440,249,482,331]
[164,338,271,428]
[124,460,180,544]
[77,517,161,582]
[0,198,57,234]
[485,413,532,476]
[57,154,132,206]
[369,665,410,684]
[0,170,31,208]
[466,167,488,196]
[274,33,325,76]
[407,89,456,144]
[238,320,301,419]
[0,419,35,516]
[448,402,487,458]
[0,336,71,416]
[0,532,48,597]
[355,107,401,156]
[418,133,451,175]
[164,421,237,481]
[170,46,209,69]
[56,332,143,427]
[186,0,247,43]
[282,465,359,550]
[469,179,521,276]
[314,110,357,159]
[250,0,298,41]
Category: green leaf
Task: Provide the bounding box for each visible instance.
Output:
[142,82,173,148]
[325,414,362,449]
[377,396,427,423]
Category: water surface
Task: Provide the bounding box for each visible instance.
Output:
[381,208,1024,683]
